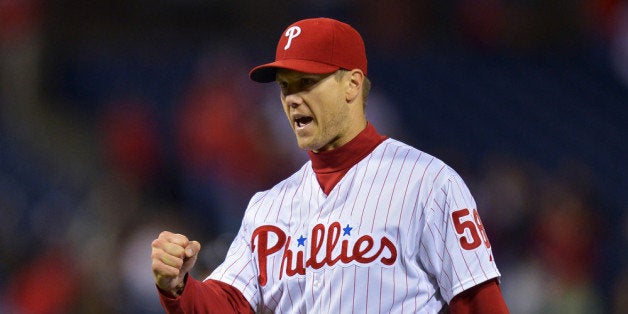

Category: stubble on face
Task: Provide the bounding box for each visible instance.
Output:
[278,70,352,153]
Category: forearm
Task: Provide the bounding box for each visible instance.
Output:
[158,275,254,314]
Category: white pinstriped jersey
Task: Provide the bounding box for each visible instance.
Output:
[208,138,500,313]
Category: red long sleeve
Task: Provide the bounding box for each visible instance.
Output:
[158,276,254,314]
[448,279,509,313]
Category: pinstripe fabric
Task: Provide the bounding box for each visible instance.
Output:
[209,138,500,313]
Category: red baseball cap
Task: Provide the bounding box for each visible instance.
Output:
[249,17,367,83]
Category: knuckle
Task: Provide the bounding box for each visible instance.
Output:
[172,255,183,268]
[166,243,184,257]
[151,238,162,248]
[172,233,189,246]
[150,249,162,260]
[169,268,181,277]
[151,259,162,271]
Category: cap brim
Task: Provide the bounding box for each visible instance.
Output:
[249,59,340,83]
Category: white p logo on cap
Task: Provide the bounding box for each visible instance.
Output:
[284,26,301,50]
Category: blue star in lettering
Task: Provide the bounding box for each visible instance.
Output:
[297,235,307,247]
[342,224,353,236]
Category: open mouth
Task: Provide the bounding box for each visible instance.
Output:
[295,116,313,128]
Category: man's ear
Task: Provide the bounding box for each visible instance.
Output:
[346,69,364,102]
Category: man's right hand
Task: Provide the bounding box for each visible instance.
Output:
[151,231,201,296]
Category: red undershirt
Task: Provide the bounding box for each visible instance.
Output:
[158,123,508,313]
[308,123,387,195]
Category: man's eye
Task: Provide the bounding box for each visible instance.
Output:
[278,82,288,91]
[301,78,316,86]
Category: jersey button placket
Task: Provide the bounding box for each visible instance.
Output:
[312,277,321,289]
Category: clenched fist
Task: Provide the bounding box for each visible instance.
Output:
[151,231,201,296]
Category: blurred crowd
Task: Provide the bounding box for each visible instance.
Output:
[0,1,626,313]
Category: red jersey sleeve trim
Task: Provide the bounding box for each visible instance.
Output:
[448,279,510,314]
[158,276,254,314]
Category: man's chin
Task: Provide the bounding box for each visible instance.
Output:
[296,139,318,152]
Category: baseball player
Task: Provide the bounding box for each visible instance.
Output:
[151,17,509,313]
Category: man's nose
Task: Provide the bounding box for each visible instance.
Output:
[284,93,303,108]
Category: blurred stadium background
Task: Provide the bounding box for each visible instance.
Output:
[0,1,626,313]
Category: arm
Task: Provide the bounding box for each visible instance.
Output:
[158,275,254,314]
[449,279,509,314]
[418,170,504,305]
[151,231,254,314]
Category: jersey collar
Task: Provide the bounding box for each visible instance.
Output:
[308,122,387,174]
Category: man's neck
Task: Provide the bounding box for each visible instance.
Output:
[307,123,387,194]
